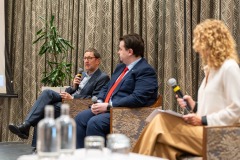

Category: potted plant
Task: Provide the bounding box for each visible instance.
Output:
[33,15,74,87]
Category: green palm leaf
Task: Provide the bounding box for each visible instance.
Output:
[33,15,74,86]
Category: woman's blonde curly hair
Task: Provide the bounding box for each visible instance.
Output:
[193,19,239,69]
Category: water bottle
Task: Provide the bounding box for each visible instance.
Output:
[56,103,76,155]
[37,105,60,159]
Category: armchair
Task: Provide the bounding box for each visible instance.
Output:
[64,98,92,118]
[180,124,240,160]
[202,124,240,159]
[110,95,162,149]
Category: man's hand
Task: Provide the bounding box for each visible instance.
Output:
[183,113,202,126]
[60,92,73,100]
[91,103,108,115]
[72,75,81,89]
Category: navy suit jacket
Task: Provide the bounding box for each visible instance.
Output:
[98,58,158,107]
[65,68,110,99]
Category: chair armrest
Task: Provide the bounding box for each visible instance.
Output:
[203,124,240,159]
[109,95,162,150]
[63,99,92,118]
[110,106,162,150]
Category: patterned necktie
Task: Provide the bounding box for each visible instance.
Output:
[105,67,129,103]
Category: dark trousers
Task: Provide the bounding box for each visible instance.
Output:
[75,109,110,148]
[24,89,62,147]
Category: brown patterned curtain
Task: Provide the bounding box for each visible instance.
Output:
[0,0,239,142]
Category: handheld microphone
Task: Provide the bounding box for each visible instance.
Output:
[77,68,84,79]
[91,96,98,104]
[167,78,192,113]
[89,96,98,108]
[74,68,84,89]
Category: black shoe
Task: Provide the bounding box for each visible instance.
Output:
[32,147,37,154]
[8,122,30,139]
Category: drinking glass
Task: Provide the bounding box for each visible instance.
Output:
[107,134,130,154]
[84,136,104,159]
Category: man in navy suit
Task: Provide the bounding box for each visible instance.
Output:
[8,48,110,151]
[75,33,158,148]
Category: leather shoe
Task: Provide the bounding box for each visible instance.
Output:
[8,122,30,139]
[32,147,37,154]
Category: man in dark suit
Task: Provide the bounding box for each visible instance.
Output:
[8,48,110,151]
[75,33,158,148]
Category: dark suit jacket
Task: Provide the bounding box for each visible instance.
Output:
[98,58,158,107]
[65,68,110,99]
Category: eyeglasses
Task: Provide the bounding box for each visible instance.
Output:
[83,57,96,61]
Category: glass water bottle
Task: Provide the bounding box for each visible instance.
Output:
[37,105,60,159]
[56,103,76,155]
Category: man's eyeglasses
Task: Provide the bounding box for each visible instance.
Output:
[83,57,96,61]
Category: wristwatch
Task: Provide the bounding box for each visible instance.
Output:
[201,116,208,126]
[107,103,112,111]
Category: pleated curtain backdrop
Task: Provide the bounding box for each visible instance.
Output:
[0,0,239,143]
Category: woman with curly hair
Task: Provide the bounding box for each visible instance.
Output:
[132,19,240,159]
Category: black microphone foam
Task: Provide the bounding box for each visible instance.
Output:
[75,68,84,89]
[167,78,192,113]
[77,68,84,78]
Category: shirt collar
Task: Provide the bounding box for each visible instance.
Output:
[126,58,142,70]
[85,68,98,77]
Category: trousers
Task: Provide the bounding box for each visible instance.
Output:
[132,112,203,159]
[75,109,110,148]
[24,89,62,147]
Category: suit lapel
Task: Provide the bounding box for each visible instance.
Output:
[111,59,145,96]
[108,67,124,88]
[80,69,101,94]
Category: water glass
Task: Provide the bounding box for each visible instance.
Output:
[107,134,130,154]
[84,136,104,159]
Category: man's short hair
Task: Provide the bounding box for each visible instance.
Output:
[119,33,144,57]
[85,48,101,58]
